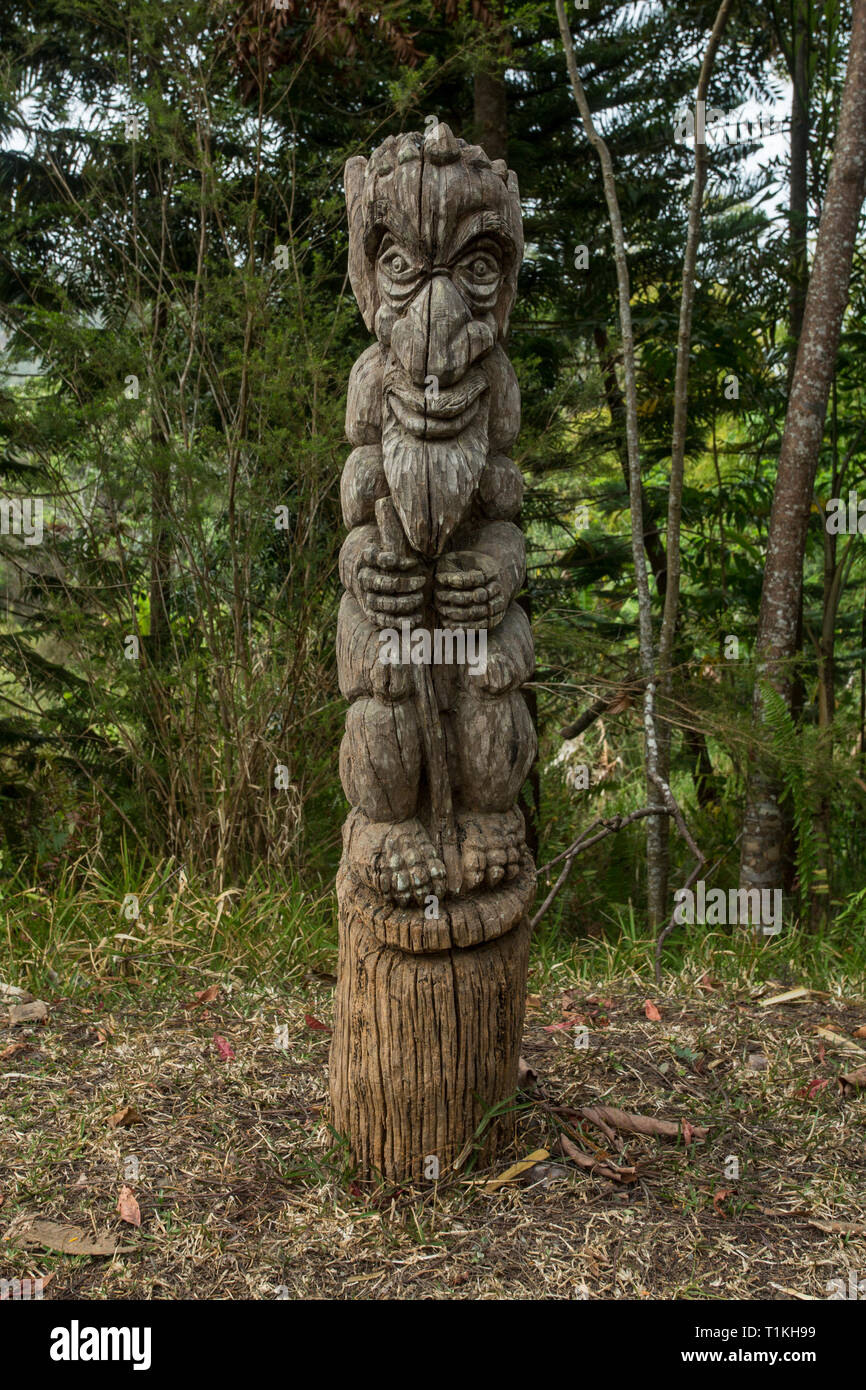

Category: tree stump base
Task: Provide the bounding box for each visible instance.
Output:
[330,858,534,1181]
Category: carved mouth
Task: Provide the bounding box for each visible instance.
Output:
[385,366,488,439]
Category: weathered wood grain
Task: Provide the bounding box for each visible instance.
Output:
[330,124,535,1179]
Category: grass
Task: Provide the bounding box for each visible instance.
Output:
[2,872,866,1300]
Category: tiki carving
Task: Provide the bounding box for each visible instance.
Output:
[329,123,536,1180]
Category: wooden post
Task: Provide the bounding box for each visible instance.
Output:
[330,124,536,1181]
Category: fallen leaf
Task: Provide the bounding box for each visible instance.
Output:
[485,1149,549,1191]
[5,1216,130,1256]
[813,1026,866,1054]
[795,1078,830,1100]
[713,1188,733,1216]
[8,1001,48,1026]
[524,993,542,1013]
[117,1186,141,1227]
[558,1133,636,1183]
[213,1034,235,1060]
[808,1219,866,1235]
[853,1025,866,1039]
[580,1105,707,1142]
[759,987,811,1007]
[697,973,720,992]
[0,981,35,1003]
[0,1041,31,1062]
[304,1014,331,1032]
[643,1000,662,1022]
[681,1119,696,1146]
[838,1064,866,1095]
[184,984,220,1010]
[108,1103,144,1129]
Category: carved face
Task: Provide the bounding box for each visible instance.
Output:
[345,126,523,556]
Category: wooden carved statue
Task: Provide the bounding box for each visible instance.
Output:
[329,123,536,1181]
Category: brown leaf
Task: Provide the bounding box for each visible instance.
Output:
[643,999,662,1022]
[853,1025,866,1039]
[183,984,220,1010]
[6,1216,130,1256]
[117,1186,141,1227]
[0,1040,31,1062]
[795,1078,829,1099]
[108,1103,144,1130]
[8,1000,48,1026]
[558,1133,636,1183]
[697,973,720,992]
[542,1017,581,1033]
[808,1220,866,1235]
[838,1064,866,1095]
[713,1188,733,1216]
[580,1104,707,1142]
[304,1014,331,1032]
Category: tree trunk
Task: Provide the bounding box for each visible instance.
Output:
[149,295,171,662]
[593,325,667,596]
[788,0,811,384]
[473,69,508,163]
[740,0,866,895]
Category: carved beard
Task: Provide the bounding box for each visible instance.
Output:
[381,392,490,558]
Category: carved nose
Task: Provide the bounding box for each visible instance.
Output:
[391,275,474,388]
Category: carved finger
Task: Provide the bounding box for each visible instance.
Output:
[361,568,426,595]
[368,607,415,628]
[377,592,425,616]
[437,567,486,590]
[436,585,491,607]
[377,550,420,573]
[436,603,490,624]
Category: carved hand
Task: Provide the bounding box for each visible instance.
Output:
[433,551,506,630]
[358,543,427,629]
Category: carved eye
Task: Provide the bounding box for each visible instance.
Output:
[379,247,420,282]
[457,250,500,284]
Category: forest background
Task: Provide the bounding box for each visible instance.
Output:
[2,0,866,995]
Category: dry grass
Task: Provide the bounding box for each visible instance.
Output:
[2,964,865,1300]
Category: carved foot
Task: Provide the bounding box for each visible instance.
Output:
[456,808,524,891]
[344,810,447,907]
